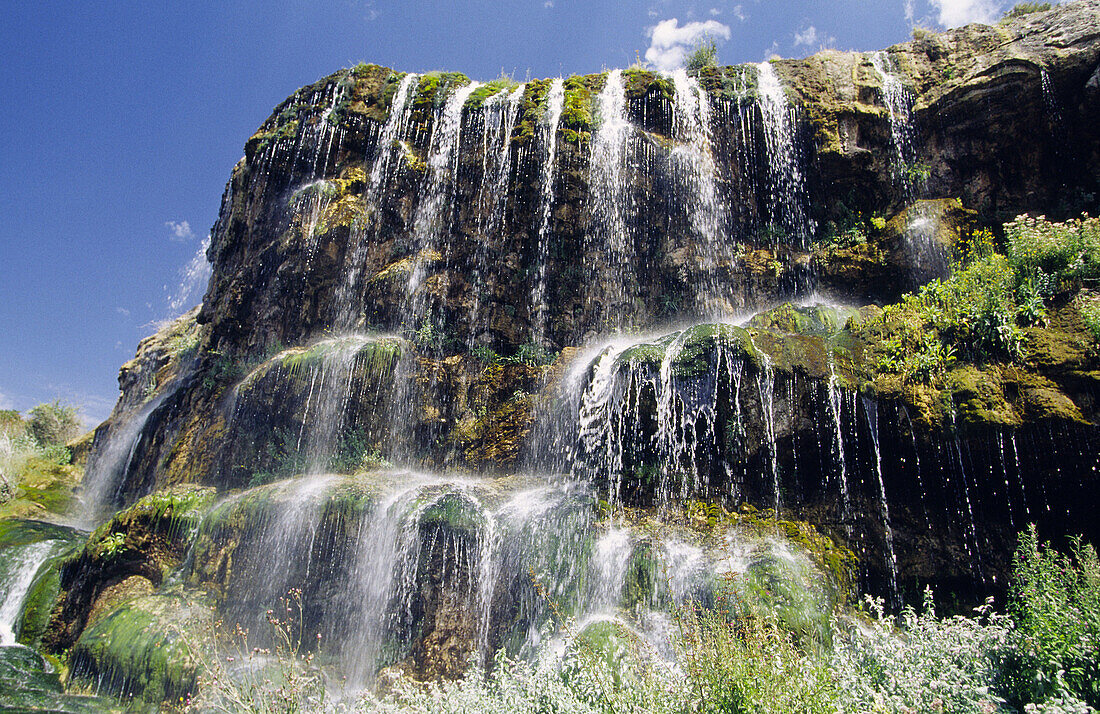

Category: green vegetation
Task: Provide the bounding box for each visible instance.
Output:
[0,405,82,517]
[1003,2,1052,19]
[27,401,81,447]
[686,38,719,72]
[358,526,1099,713]
[1002,524,1100,709]
[875,214,1100,383]
[471,342,558,367]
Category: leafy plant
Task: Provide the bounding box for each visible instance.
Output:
[686,38,719,72]
[27,401,81,447]
[1001,524,1100,709]
[1080,295,1100,341]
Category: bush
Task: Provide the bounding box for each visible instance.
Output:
[832,591,1012,713]
[1001,524,1100,709]
[26,401,81,447]
[1005,214,1100,290]
[1003,2,1052,19]
[686,39,719,72]
[1080,296,1100,341]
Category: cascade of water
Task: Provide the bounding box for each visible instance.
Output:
[586,527,633,611]
[339,475,490,684]
[297,337,380,474]
[586,70,636,329]
[0,541,55,645]
[669,69,732,315]
[572,341,634,502]
[826,367,850,518]
[468,85,525,344]
[1009,433,1031,519]
[861,396,898,601]
[221,476,338,630]
[755,62,812,248]
[1040,69,1066,133]
[336,73,420,330]
[899,406,931,530]
[80,381,185,524]
[870,51,920,197]
[949,432,984,580]
[406,81,482,309]
[530,78,566,347]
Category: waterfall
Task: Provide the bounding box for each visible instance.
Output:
[0,541,54,645]
[531,78,565,347]
[80,381,185,524]
[669,69,732,316]
[406,81,482,306]
[336,73,420,329]
[586,70,636,329]
[755,62,812,248]
[862,396,898,602]
[870,51,920,197]
[467,84,525,344]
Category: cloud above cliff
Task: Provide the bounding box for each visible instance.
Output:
[0,390,12,410]
[165,220,195,242]
[930,0,1002,27]
[645,18,731,72]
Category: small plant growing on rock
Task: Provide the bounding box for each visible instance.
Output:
[686,38,719,73]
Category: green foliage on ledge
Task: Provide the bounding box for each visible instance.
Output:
[872,215,1100,384]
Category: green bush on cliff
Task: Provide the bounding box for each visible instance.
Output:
[686,38,719,72]
[1005,213,1100,291]
[874,214,1100,382]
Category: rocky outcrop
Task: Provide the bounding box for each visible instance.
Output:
[50,1,1100,699]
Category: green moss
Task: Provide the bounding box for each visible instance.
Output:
[561,75,595,142]
[622,539,662,610]
[18,544,78,647]
[748,303,857,336]
[70,593,209,703]
[621,69,674,100]
[0,645,112,713]
[419,493,485,536]
[466,77,521,109]
[413,72,472,112]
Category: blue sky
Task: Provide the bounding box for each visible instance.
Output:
[0,0,1046,426]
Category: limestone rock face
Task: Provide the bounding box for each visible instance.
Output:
[60,3,1100,693]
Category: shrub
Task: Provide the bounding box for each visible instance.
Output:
[686,39,719,72]
[1000,524,1100,709]
[832,591,1012,713]
[1080,295,1100,341]
[1003,2,1052,19]
[26,401,81,447]
[1005,214,1100,290]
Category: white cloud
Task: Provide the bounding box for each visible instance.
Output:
[0,391,12,410]
[544,0,553,7]
[732,4,746,21]
[165,220,195,242]
[793,25,819,46]
[709,7,720,15]
[765,41,781,60]
[930,0,1002,27]
[116,306,131,317]
[793,24,836,48]
[645,18,732,72]
[904,0,915,24]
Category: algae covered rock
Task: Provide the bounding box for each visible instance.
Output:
[0,645,112,713]
[70,592,210,703]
